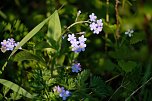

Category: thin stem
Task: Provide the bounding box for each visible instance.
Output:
[75,11,80,22]
[115,0,120,39]
[106,74,120,83]
[108,85,122,101]
[62,20,89,35]
[58,3,65,11]
[108,75,128,101]
[125,76,152,101]
[106,0,109,23]
[105,0,109,51]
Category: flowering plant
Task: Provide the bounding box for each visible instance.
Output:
[0,1,151,101]
[0,10,110,101]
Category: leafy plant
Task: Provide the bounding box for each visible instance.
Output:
[1,0,152,101]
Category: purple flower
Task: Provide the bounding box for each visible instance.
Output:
[8,38,15,44]
[72,63,81,73]
[53,86,64,93]
[78,35,87,43]
[89,22,97,31]
[6,43,14,50]
[93,27,102,34]
[78,42,86,52]
[96,19,103,27]
[1,40,7,46]
[71,44,79,53]
[53,86,71,100]
[68,34,76,42]
[1,38,22,52]
[89,13,103,34]
[59,89,71,100]
[67,34,87,53]
[89,13,97,22]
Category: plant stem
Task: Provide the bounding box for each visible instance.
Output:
[115,0,120,39]
[108,85,122,101]
[125,76,152,101]
[62,20,89,35]
[108,75,128,101]
[105,0,109,52]
[106,74,120,83]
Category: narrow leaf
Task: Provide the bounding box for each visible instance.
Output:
[2,11,57,71]
[9,11,54,58]
[0,79,33,98]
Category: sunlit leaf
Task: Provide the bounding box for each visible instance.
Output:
[9,11,54,58]
[47,10,61,48]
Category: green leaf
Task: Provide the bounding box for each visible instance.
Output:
[47,10,62,45]
[90,76,110,97]
[3,86,10,96]
[56,55,65,65]
[0,79,33,98]
[2,10,57,71]
[103,20,116,34]
[77,70,90,88]
[67,78,76,90]
[118,60,137,73]
[34,41,53,50]
[9,11,54,58]
[14,50,46,66]
[109,45,131,59]
[130,32,145,44]
[10,92,22,100]
[84,98,89,101]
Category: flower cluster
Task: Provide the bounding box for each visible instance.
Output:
[1,38,21,53]
[89,13,103,34]
[68,34,87,53]
[53,86,71,100]
[125,29,134,37]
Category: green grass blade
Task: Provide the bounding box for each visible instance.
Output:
[0,79,33,98]
[9,11,55,58]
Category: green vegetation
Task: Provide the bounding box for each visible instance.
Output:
[0,0,152,101]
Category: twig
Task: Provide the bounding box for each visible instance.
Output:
[115,0,120,39]
[125,76,152,101]
[62,20,89,35]
[106,74,120,83]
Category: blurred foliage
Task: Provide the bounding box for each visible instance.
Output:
[0,0,152,101]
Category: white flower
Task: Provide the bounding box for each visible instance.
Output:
[125,29,134,37]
